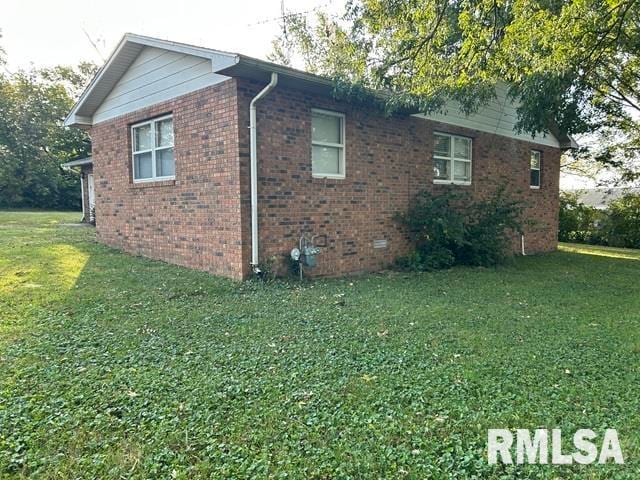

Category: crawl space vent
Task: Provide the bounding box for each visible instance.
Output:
[373,239,388,249]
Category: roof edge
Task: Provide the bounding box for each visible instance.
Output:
[61,157,93,169]
[65,33,238,128]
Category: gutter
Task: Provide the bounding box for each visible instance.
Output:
[249,72,278,272]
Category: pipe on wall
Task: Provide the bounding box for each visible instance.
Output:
[249,72,278,271]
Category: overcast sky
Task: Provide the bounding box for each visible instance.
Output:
[1,0,338,71]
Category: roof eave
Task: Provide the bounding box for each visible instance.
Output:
[65,33,238,129]
[61,157,93,169]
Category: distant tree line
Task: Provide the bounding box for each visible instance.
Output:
[0,32,96,210]
[559,191,640,249]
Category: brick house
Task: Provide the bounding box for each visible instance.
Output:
[65,33,577,280]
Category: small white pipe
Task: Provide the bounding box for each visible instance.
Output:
[249,72,278,270]
[521,234,526,256]
[80,172,86,223]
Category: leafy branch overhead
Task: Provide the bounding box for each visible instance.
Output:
[270,0,640,183]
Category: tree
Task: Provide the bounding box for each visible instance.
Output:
[0,55,96,209]
[271,0,640,184]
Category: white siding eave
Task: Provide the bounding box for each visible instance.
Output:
[412,84,561,148]
[64,33,239,128]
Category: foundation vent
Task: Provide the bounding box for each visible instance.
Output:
[373,239,388,249]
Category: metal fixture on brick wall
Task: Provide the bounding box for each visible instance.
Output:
[250,72,279,275]
[291,234,326,280]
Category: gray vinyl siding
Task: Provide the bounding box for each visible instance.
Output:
[92,47,234,124]
[413,83,560,147]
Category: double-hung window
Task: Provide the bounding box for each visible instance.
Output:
[530,150,541,188]
[311,109,345,178]
[132,115,175,182]
[433,133,472,185]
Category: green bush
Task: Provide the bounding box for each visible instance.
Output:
[558,191,602,243]
[558,191,640,249]
[600,193,640,248]
[395,188,523,270]
[457,189,524,266]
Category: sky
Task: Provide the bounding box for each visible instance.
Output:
[1,0,339,71]
[1,0,597,189]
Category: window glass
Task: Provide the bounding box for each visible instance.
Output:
[134,152,153,179]
[433,133,472,184]
[531,169,541,187]
[156,148,175,177]
[312,113,341,144]
[311,110,344,177]
[531,151,541,170]
[312,146,341,175]
[132,116,175,182]
[134,124,152,151]
[454,137,471,160]
[453,160,471,182]
[156,118,174,148]
[530,151,541,187]
[434,134,451,157]
[434,158,449,180]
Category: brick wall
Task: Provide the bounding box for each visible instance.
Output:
[237,79,560,277]
[89,77,560,280]
[90,79,248,280]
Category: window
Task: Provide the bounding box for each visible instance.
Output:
[311,109,345,178]
[530,150,541,188]
[433,133,472,184]
[131,115,175,182]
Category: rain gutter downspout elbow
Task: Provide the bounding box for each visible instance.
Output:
[249,72,278,272]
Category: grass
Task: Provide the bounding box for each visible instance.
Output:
[1,210,639,478]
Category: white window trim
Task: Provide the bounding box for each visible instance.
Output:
[433,132,472,186]
[131,114,175,183]
[311,108,346,180]
[530,150,541,189]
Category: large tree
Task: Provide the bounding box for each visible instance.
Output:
[270,0,640,184]
[0,45,96,210]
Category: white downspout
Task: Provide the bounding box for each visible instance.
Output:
[521,234,526,256]
[249,72,278,272]
[80,172,86,223]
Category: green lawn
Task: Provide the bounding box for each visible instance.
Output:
[1,211,639,478]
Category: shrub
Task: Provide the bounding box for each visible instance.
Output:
[394,190,465,271]
[395,188,524,270]
[600,193,640,248]
[558,191,601,243]
[457,189,524,266]
[558,191,640,248]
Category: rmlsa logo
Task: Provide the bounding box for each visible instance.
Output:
[488,429,624,465]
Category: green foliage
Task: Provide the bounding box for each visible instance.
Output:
[458,189,524,266]
[272,0,640,185]
[2,211,640,478]
[0,60,96,210]
[393,189,464,270]
[396,188,523,270]
[600,193,640,248]
[558,191,603,243]
[559,191,640,248]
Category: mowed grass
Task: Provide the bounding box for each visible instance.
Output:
[1,211,639,479]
